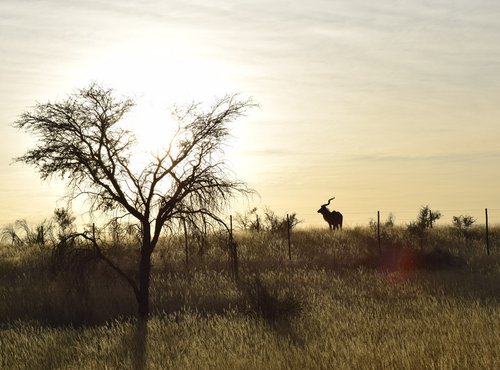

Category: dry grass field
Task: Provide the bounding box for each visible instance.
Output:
[1,226,499,369]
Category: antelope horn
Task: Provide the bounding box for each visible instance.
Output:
[321,197,335,207]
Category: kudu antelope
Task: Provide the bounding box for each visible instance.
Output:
[318,197,343,231]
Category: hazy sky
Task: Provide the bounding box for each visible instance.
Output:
[1,0,500,227]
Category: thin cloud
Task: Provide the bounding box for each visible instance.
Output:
[347,151,500,164]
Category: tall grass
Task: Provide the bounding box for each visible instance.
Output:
[1,226,499,369]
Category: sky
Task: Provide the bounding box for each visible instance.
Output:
[1,0,500,228]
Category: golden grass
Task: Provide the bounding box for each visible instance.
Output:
[1,227,499,369]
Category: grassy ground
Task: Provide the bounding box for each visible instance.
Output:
[1,226,499,369]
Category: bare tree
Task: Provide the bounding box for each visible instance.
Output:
[263,208,301,233]
[14,83,255,318]
[0,219,50,247]
[235,207,258,231]
[0,224,23,246]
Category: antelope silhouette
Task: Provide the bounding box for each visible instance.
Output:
[318,197,343,231]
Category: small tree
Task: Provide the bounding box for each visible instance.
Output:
[384,213,395,228]
[369,213,395,231]
[235,207,259,232]
[14,84,254,318]
[452,215,476,246]
[0,224,23,246]
[53,208,76,242]
[407,206,442,250]
[417,205,442,229]
[263,208,300,233]
[0,219,50,247]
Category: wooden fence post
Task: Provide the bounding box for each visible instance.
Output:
[287,214,292,260]
[485,208,490,256]
[377,211,381,255]
[229,215,239,280]
[40,225,44,245]
[182,218,189,267]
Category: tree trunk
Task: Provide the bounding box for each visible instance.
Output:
[137,244,152,319]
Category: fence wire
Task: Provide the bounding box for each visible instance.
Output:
[270,208,500,227]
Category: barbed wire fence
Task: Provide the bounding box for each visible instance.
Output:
[294,208,500,227]
[226,207,499,262]
[2,206,496,279]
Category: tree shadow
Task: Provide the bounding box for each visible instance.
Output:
[241,275,304,347]
[131,319,148,370]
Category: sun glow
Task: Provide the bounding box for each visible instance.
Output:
[55,35,257,214]
[72,35,238,164]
